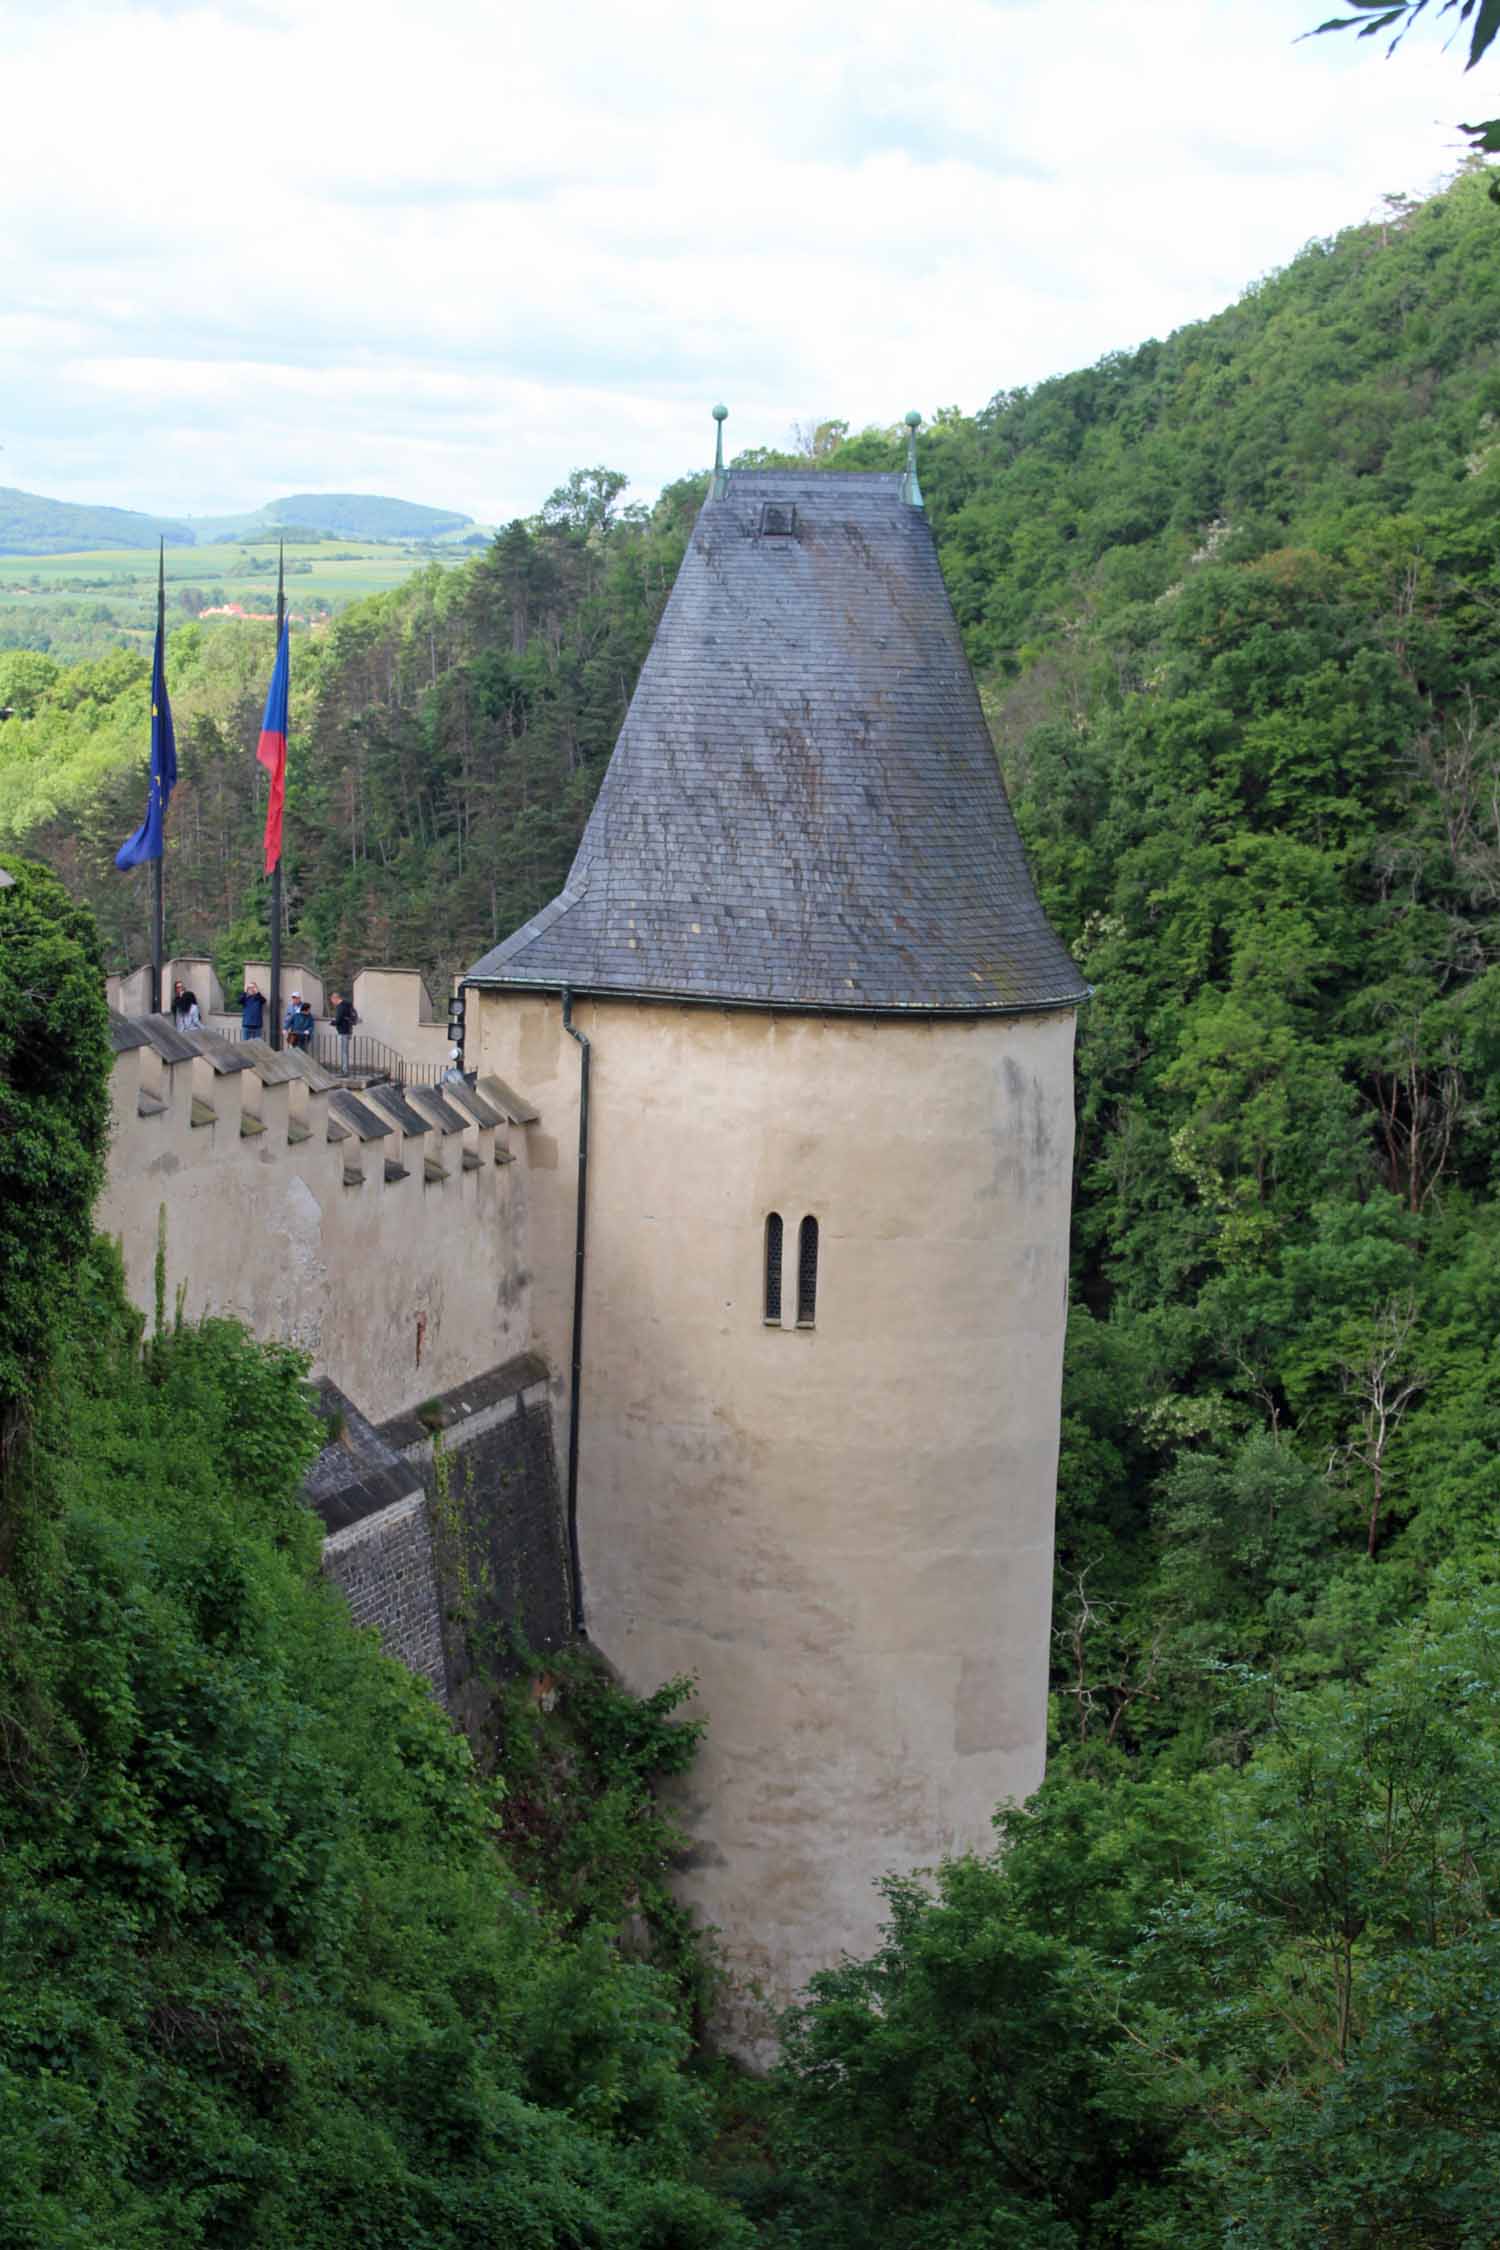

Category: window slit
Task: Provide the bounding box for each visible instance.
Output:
[764,1212,783,1324]
[797,1215,818,1327]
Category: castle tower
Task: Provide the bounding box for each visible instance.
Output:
[466,438,1087,2045]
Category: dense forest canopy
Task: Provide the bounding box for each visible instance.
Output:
[6,162,1500,2242]
[741,162,1500,2244]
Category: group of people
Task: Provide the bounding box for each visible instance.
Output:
[243,983,359,1067]
[168,977,359,1072]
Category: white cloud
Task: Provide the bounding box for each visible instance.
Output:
[0,0,1477,521]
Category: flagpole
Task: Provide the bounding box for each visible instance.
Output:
[152,540,165,1012]
[269,542,284,1051]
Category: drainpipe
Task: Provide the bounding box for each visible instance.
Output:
[561,989,590,1635]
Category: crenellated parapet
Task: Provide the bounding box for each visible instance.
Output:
[109,958,455,1076]
[99,1011,532,1418]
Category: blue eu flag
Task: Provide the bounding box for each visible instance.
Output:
[115,592,176,869]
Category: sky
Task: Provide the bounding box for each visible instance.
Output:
[0,0,1483,525]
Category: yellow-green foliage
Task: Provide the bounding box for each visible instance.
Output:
[0,622,325,843]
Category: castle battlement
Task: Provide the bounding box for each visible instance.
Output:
[107,961,455,1078]
[100,1011,532,1419]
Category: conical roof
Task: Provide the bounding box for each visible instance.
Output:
[467,469,1087,1014]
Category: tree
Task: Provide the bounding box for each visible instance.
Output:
[540,465,629,537]
[0,853,110,1489]
[1329,1291,1425,1554]
[792,417,850,460]
[0,651,60,719]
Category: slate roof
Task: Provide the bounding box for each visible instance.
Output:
[466,470,1086,1015]
[135,1012,203,1065]
[303,1381,423,1537]
[406,1085,469,1135]
[108,1009,152,1054]
[329,1089,394,1142]
[364,1082,430,1138]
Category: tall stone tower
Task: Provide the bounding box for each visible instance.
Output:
[466,437,1087,2045]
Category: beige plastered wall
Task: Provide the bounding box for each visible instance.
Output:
[473,990,1077,2045]
[351,968,453,1074]
[97,1054,527,1417]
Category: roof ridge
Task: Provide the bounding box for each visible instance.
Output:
[724,469,904,484]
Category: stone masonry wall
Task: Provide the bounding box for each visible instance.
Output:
[322,1494,447,1697]
[379,1356,572,1738]
[303,1365,570,1734]
[304,1386,451,1703]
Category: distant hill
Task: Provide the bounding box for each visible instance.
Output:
[189,494,474,542]
[0,487,194,556]
[0,486,476,556]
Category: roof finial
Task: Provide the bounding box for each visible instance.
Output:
[902,410,924,509]
[711,403,729,500]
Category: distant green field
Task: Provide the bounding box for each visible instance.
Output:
[0,536,488,662]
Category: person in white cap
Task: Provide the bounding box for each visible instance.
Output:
[284,992,314,1051]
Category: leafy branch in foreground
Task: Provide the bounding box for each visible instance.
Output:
[1308,0,1500,176]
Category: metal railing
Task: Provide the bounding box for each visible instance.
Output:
[218,1021,445,1087]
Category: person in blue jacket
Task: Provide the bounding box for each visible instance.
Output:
[238,981,265,1037]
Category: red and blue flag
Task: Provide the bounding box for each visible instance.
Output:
[256,622,289,873]
[114,601,176,868]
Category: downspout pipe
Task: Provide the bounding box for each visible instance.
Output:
[561,990,590,1635]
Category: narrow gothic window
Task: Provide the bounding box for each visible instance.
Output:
[797,1215,819,1328]
[764,1213,783,1324]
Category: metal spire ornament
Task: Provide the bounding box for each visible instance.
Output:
[902,410,924,509]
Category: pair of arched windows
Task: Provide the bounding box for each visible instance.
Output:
[764,1212,818,1328]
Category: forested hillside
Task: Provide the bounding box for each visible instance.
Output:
[188,493,477,542]
[730,160,1500,2248]
[0,487,193,556]
[7,162,1500,2242]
